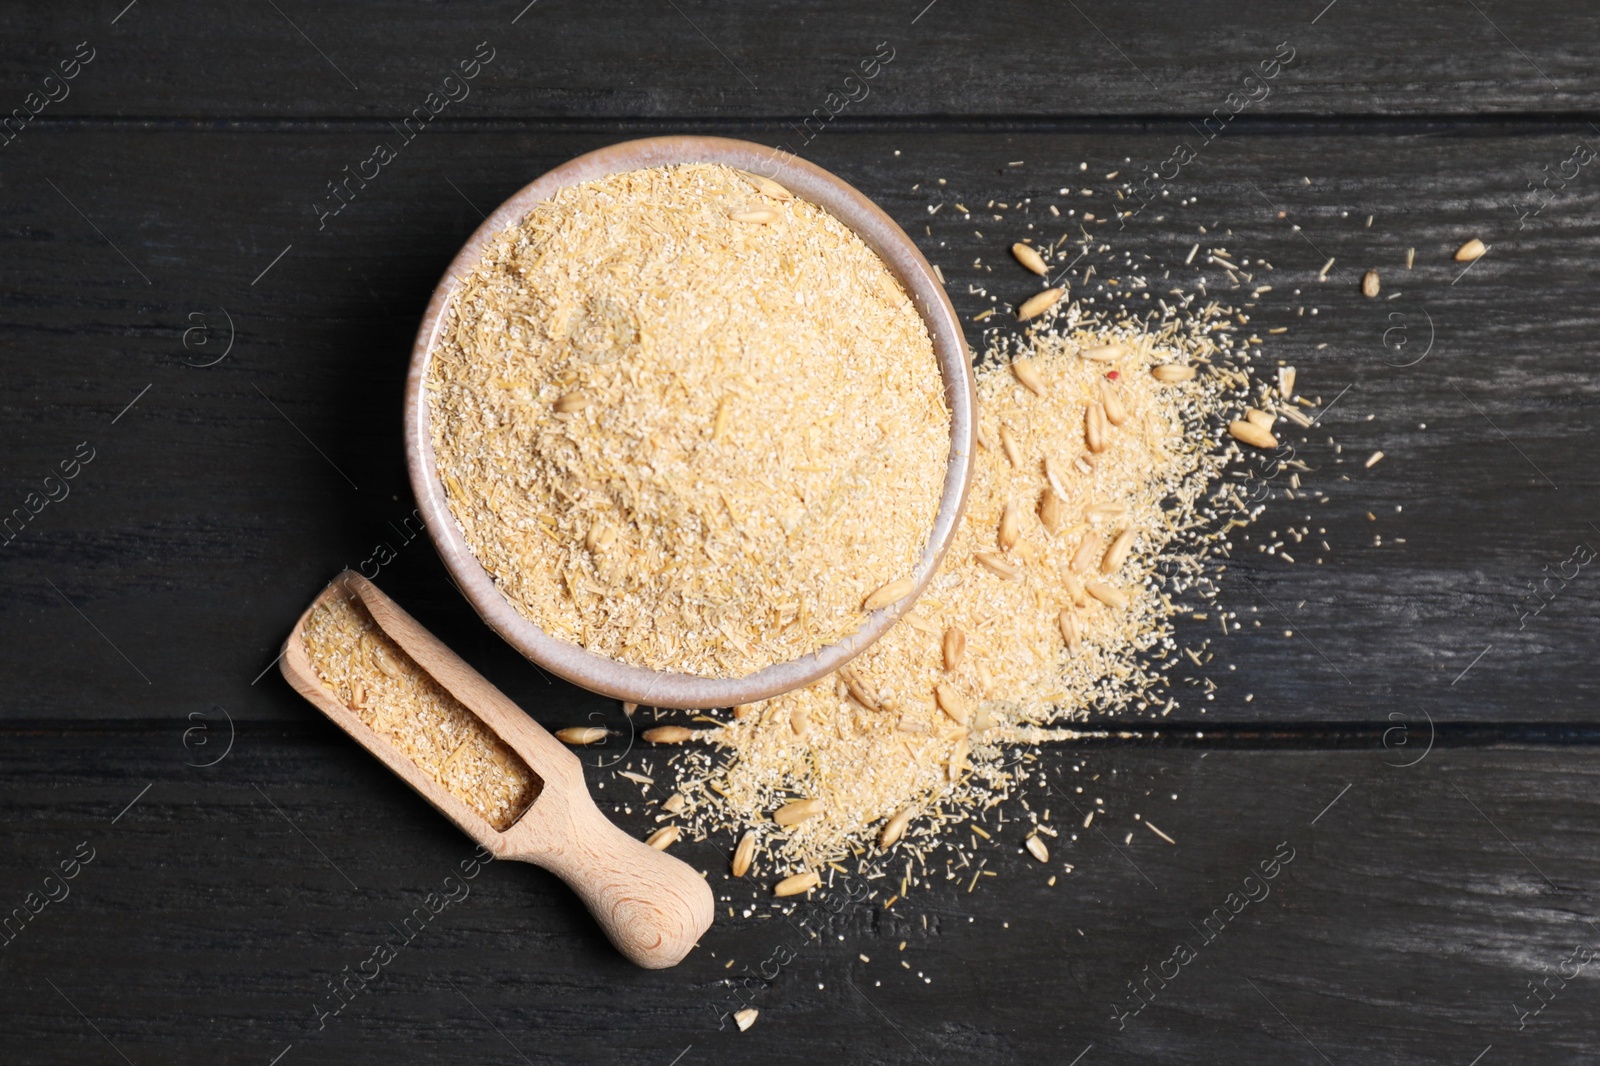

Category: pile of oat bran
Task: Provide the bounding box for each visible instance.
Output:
[665,300,1282,878]
[427,163,950,680]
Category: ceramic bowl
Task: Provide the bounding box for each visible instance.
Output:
[405,135,974,708]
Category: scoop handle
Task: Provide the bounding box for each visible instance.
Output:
[510,787,714,969]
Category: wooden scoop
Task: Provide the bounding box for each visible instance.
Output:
[279,571,714,969]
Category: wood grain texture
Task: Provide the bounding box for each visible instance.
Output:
[1,125,1595,723]
[3,1,1595,119]
[2,731,1598,1064]
[5,5,1598,1063]
[279,572,714,968]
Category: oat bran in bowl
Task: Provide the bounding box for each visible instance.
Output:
[405,137,974,709]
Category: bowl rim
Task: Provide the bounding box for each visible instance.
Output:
[405,135,975,708]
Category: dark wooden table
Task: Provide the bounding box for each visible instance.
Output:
[4,3,1599,1062]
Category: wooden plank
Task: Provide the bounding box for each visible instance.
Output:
[1,125,1596,723]
[2,2,1595,120]
[1,731,1596,1062]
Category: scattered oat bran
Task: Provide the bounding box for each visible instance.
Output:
[427,163,950,679]
[302,591,540,831]
[669,301,1268,871]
